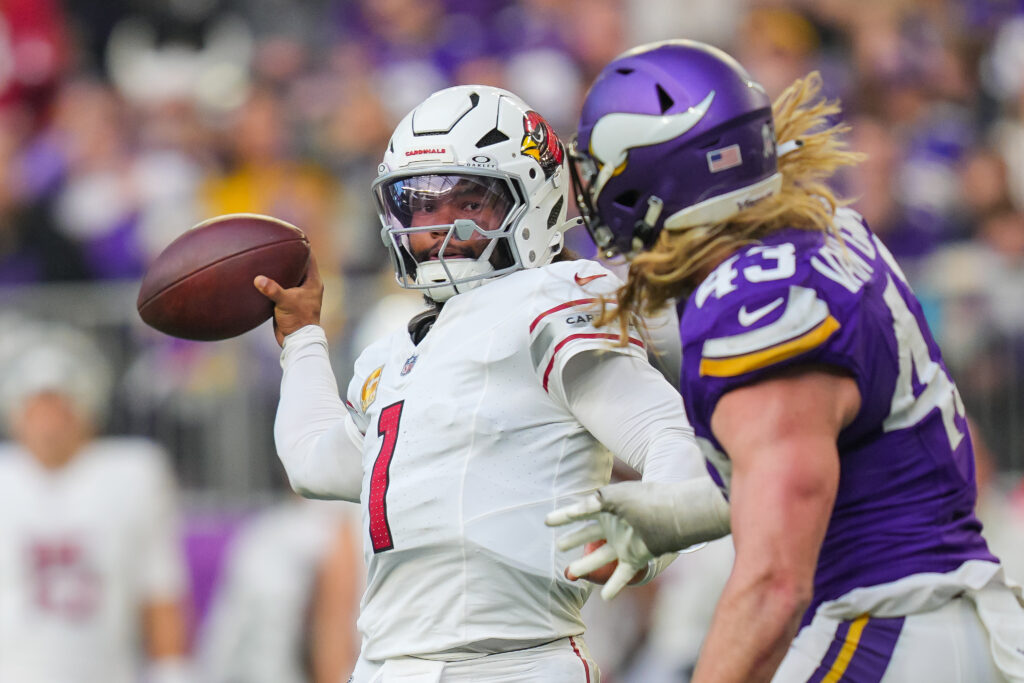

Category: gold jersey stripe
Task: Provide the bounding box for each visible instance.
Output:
[699,315,841,377]
[822,614,870,683]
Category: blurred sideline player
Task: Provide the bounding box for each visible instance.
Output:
[548,40,1024,682]
[254,85,709,681]
[198,495,362,683]
[582,536,734,683]
[310,504,365,682]
[971,422,1024,587]
[0,322,192,683]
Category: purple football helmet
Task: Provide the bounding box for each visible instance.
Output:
[571,40,782,258]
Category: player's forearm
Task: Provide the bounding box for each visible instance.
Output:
[692,567,807,683]
[276,325,362,501]
[143,599,189,659]
[703,376,844,683]
[692,463,830,683]
[144,600,195,683]
[312,522,362,683]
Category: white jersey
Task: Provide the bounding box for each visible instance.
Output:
[0,438,187,683]
[344,260,648,661]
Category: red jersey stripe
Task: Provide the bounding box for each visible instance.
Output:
[569,636,591,683]
[542,333,644,391]
[529,298,599,333]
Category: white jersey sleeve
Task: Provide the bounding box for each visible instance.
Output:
[526,260,647,407]
[132,443,188,601]
[561,351,703,484]
[561,346,705,585]
[275,325,363,502]
[639,302,683,389]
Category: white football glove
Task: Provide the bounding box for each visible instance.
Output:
[547,478,731,599]
[557,510,655,601]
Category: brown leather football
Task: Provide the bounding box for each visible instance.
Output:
[137,213,310,341]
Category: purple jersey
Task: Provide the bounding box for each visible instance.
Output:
[677,208,995,620]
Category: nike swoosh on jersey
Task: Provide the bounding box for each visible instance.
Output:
[574,273,607,287]
[738,297,784,326]
[701,286,840,377]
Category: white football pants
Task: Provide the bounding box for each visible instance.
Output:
[772,580,1024,682]
[351,636,600,683]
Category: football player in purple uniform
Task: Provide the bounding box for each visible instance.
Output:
[547,40,1024,682]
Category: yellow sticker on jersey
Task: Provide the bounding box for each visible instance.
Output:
[361,366,384,412]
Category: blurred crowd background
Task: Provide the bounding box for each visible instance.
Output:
[2,0,1024,681]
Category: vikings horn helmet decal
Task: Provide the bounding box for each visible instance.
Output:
[572,40,782,259]
[588,90,715,199]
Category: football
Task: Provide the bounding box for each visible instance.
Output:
[137,213,310,341]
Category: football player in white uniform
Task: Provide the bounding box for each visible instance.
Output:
[198,497,362,683]
[254,85,709,682]
[0,324,192,683]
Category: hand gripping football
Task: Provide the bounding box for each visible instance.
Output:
[137,213,310,341]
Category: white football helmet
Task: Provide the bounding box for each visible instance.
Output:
[373,85,574,302]
[0,323,113,430]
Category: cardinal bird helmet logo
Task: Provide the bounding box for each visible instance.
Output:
[521,111,564,180]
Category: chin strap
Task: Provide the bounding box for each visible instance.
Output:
[558,216,585,234]
[631,195,665,254]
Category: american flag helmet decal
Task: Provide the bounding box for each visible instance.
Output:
[707,144,743,173]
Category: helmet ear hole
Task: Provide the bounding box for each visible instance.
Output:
[546,197,564,229]
[656,85,674,113]
[476,128,509,147]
